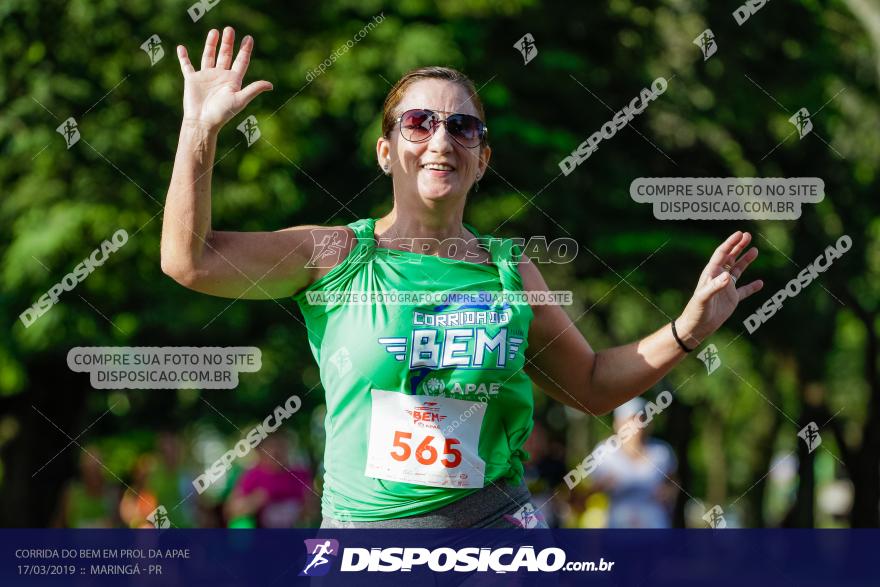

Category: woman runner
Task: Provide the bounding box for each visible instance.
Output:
[161,27,763,528]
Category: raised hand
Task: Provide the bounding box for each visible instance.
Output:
[176,27,273,132]
[676,231,764,346]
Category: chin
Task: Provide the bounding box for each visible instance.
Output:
[417,182,464,201]
[419,190,466,204]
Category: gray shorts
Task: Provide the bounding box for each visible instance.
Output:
[320,479,549,529]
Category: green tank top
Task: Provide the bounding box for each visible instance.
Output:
[293,217,534,521]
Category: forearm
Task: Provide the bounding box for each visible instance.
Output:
[160,120,219,275]
[587,320,693,414]
[525,231,761,417]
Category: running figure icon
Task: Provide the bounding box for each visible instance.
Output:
[300,539,339,576]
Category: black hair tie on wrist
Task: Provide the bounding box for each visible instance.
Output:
[671,320,694,353]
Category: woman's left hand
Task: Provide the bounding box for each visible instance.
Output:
[675,231,764,347]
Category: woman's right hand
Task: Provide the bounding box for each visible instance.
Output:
[165,26,353,301]
[176,27,273,132]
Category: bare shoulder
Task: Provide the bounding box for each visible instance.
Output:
[282,224,358,283]
[517,253,572,336]
[517,254,549,292]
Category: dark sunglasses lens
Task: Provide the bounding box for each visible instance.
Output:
[447,114,483,146]
[400,110,434,142]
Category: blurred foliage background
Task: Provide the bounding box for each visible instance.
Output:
[1,0,878,528]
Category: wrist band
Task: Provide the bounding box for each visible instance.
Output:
[671,320,694,353]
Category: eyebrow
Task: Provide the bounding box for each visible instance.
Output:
[396,108,481,118]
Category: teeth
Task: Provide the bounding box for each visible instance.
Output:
[423,163,454,171]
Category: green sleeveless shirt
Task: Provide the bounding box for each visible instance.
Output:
[293,217,534,521]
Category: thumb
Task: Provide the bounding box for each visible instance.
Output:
[236,80,273,107]
[700,272,731,300]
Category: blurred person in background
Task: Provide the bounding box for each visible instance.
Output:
[224,435,316,528]
[53,447,119,528]
[522,421,568,527]
[587,398,678,528]
[200,461,245,528]
[118,454,160,528]
[150,430,197,527]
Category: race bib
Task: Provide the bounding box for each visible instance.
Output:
[365,389,486,489]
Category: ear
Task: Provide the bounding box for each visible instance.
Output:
[478,144,492,178]
[376,136,391,174]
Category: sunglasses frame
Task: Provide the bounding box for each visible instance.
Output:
[394,108,488,149]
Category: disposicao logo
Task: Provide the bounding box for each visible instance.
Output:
[300,538,340,576]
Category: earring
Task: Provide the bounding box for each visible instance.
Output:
[383,165,390,176]
[474,173,481,192]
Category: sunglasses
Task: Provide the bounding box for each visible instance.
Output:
[395,108,488,148]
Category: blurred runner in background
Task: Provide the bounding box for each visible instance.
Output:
[54,447,119,528]
[118,454,159,528]
[224,435,316,528]
[588,398,678,528]
[150,431,197,527]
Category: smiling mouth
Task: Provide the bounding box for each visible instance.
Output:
[421,163,456,172]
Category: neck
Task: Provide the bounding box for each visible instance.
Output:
[622,436,645,458]
[375,199,470,244]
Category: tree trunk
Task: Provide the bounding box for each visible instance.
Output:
[0,354,88,526]
[665,396,693,527]
[842,289,879,527]
[744,393,782,527]
[704,405,727,508]
[789,399,820,527]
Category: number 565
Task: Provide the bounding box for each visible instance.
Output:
[390,431,462,468]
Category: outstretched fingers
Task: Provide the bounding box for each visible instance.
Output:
[708,231,744,268]
[701,271,734,300]
[730,247,758,281]
[177,45,195,76]
[231,35,254,77]
[736,279,764,302]
[216,27,236,69]
[725,231,752,266]
[236,80,274,107]
[201,28,219,69]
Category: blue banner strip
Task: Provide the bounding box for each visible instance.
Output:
[1,529,877,586]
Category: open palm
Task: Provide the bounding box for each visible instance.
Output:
[176,27,273,131]
[677,231,764,346]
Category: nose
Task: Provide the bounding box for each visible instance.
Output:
[427,119,454,153]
